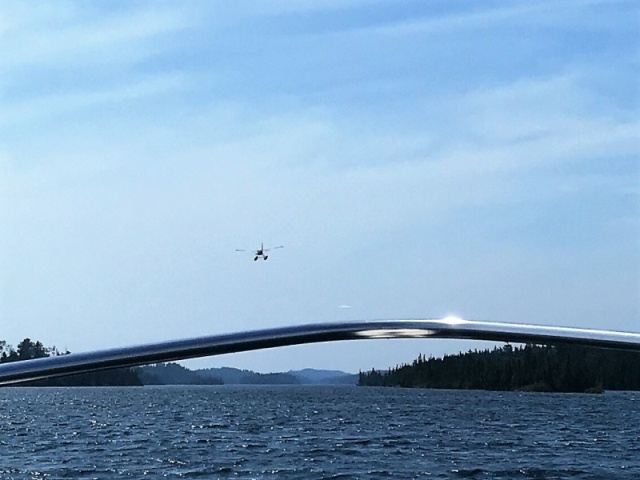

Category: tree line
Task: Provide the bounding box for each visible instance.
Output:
[0,338,142,386]
[358,344,640,393]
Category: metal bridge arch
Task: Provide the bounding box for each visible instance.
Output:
[0,318,639,385]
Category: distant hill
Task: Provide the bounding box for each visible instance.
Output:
[136,364,356,386]
[137,363,223,385]
[197,367,299,385]
[288,368,358,385]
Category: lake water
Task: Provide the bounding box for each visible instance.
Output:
[1,386,638,479]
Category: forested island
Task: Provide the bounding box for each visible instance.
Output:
[0,338,141,386]
[358,344,640,393]
[136,363,356,385]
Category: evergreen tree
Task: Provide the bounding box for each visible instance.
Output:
[0,337,143,387]
[358,344,640,393]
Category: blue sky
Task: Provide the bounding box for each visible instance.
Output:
[1,0,638,373]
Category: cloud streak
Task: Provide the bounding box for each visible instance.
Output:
[1,3,188,68]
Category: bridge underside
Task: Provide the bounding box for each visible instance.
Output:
[1,318,639,385]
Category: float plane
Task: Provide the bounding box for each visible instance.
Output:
[236,243,284,261]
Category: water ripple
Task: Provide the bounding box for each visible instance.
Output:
[0,386,638,478]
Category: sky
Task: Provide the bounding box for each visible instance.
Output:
[1,0,638,374]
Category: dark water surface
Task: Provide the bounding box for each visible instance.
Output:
[1,386,638,479]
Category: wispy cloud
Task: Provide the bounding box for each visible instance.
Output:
[349,0,634,37]
[1,73,190,126]
[0,3,189,68]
